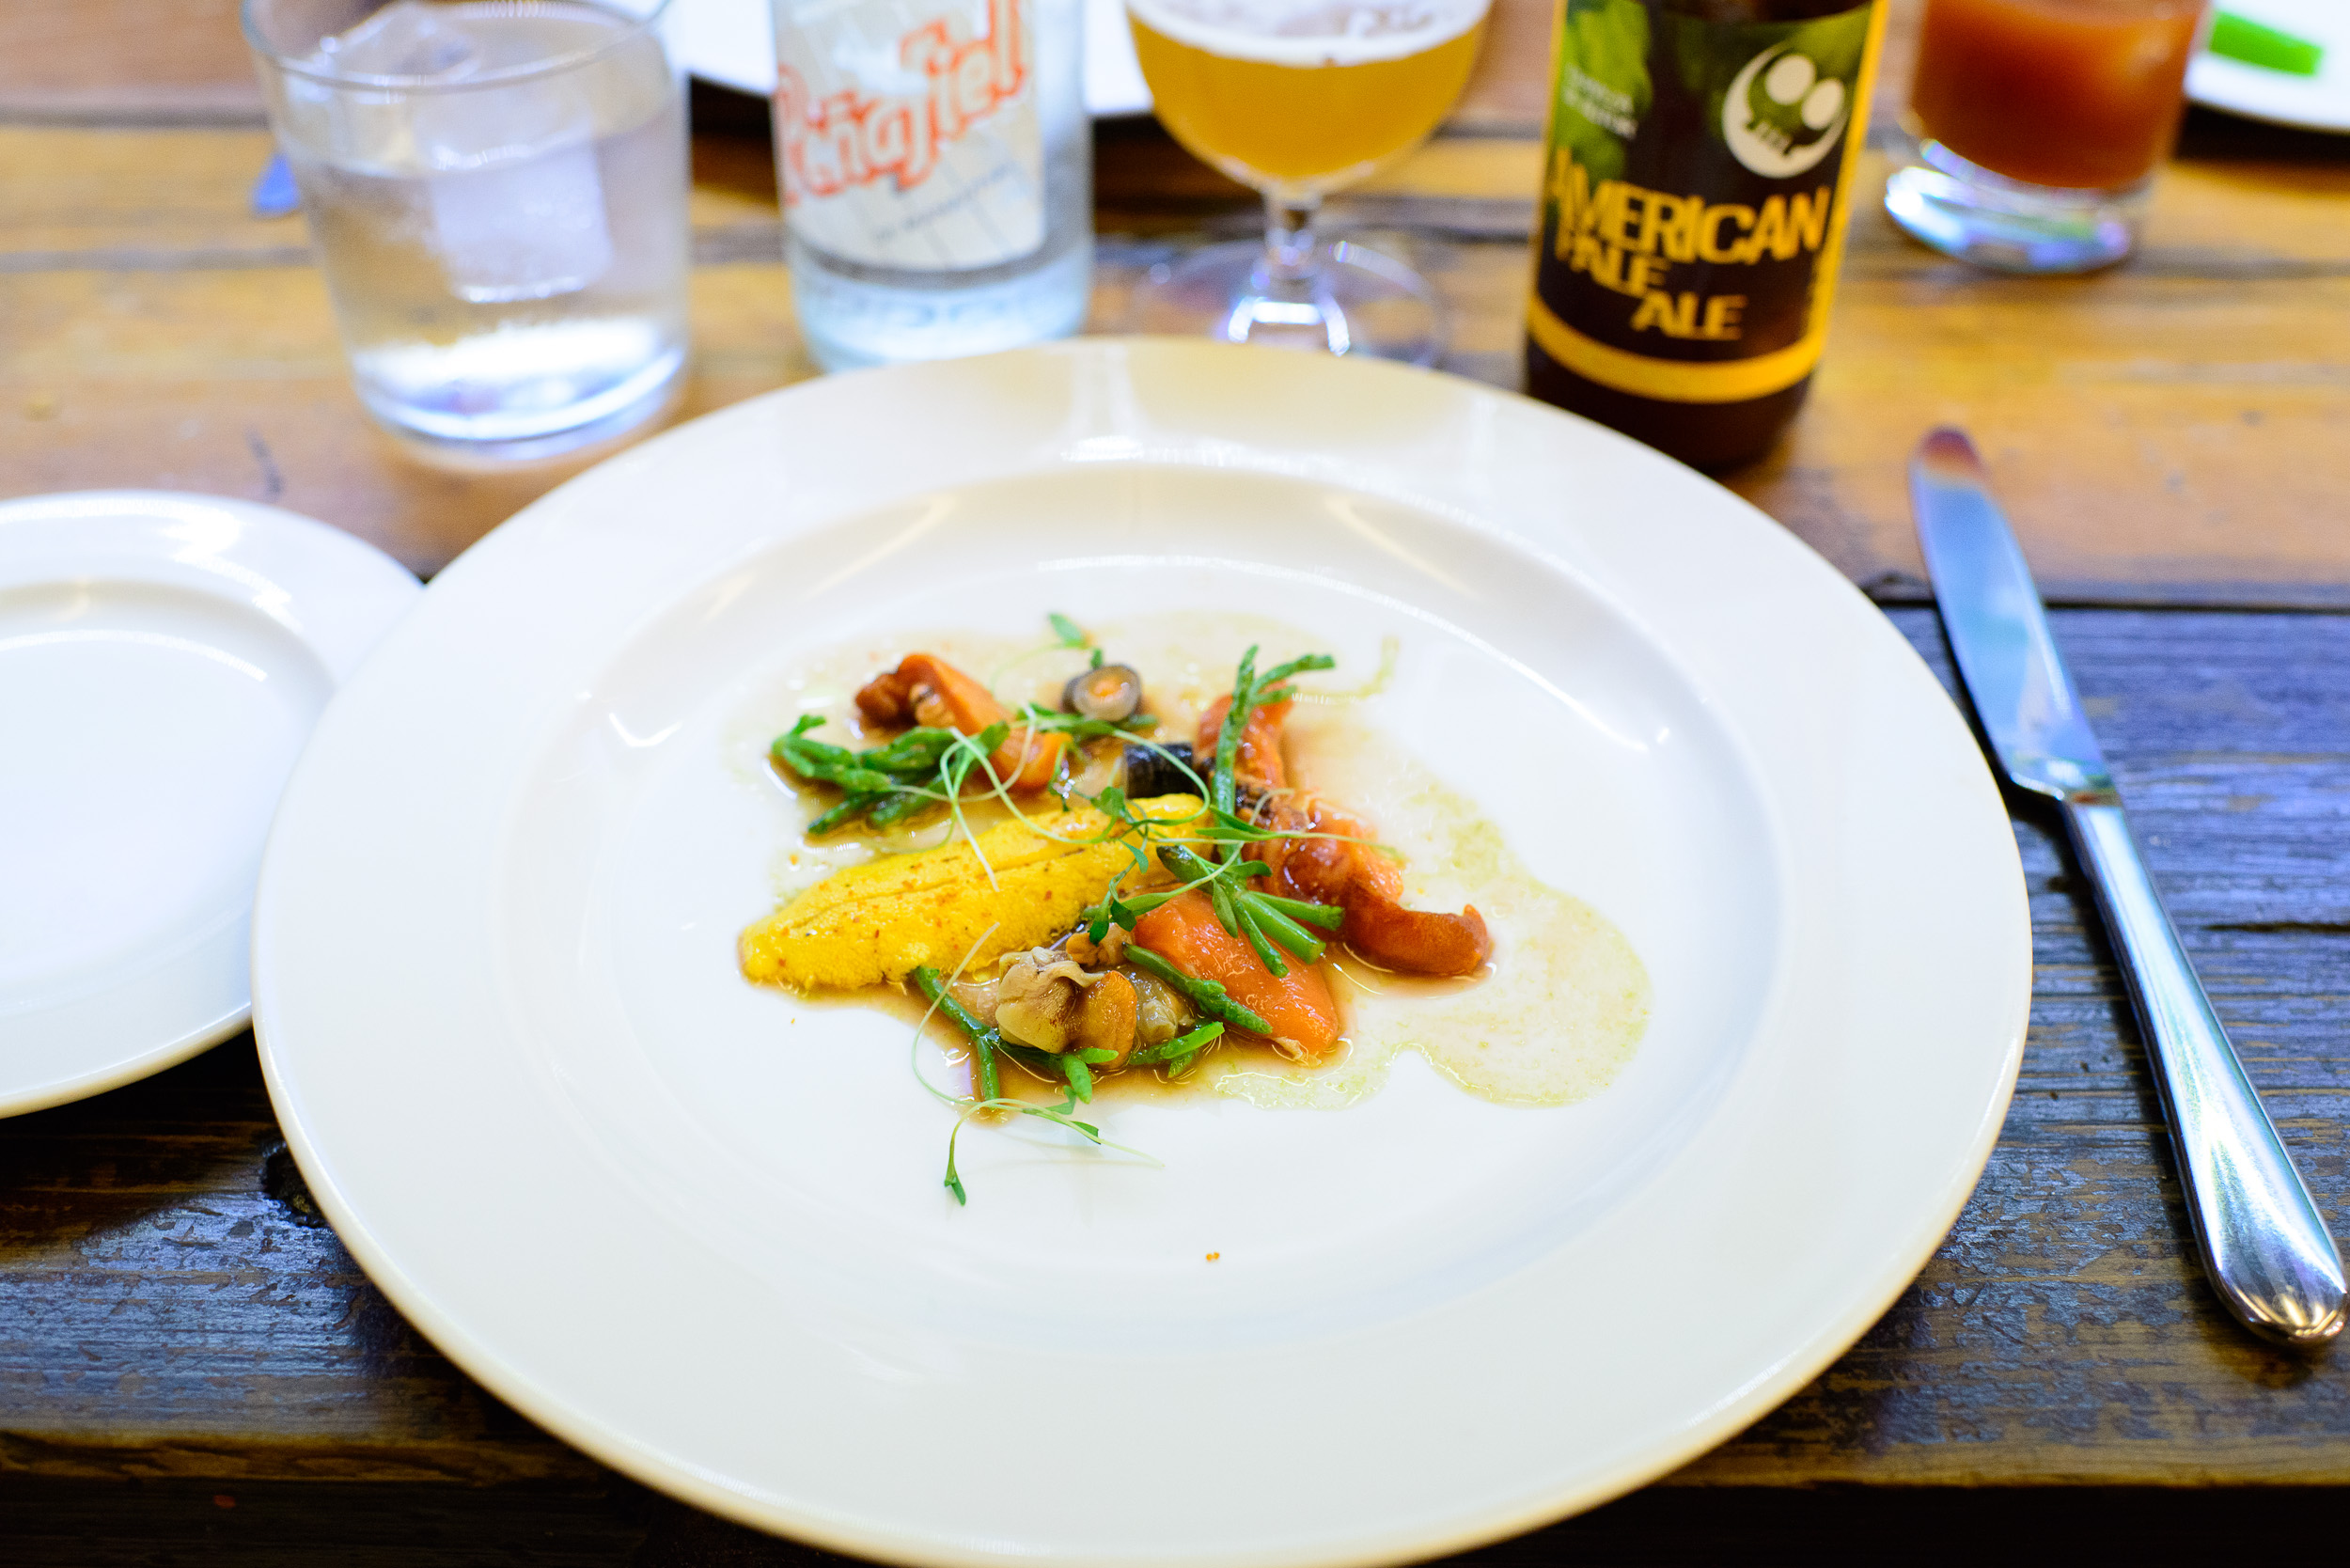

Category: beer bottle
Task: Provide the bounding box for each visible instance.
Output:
[1523,0,1887,469]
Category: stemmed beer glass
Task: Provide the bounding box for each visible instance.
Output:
[1123,0,1491,364]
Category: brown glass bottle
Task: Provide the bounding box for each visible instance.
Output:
[1523,0,1887,471]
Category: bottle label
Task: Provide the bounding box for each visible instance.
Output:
[773,0,1044,271]
[1528,0,1884,403]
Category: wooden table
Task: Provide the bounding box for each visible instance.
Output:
[7,1,2350,1560]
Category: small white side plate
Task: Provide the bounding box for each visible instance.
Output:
[0,492,419,1117]
[2189,0,2350,133]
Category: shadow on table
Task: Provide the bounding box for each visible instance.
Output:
[7,1478,2350,1566]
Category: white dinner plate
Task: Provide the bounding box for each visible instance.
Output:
[253,341,2029,1566]
[0,491,418,1117]
[2188,1,2350,133]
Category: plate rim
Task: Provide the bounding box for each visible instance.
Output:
[252,340,2030,1565]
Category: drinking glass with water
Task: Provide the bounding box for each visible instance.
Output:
[245,0,690,458]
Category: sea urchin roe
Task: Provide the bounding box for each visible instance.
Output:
[739,794,1200,991]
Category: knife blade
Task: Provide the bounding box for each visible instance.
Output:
[1911,427,2347,1348]
[1911,428,2112,804]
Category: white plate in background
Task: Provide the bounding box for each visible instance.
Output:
[0,492,418,1117]
[2189,0,2350,133]
[252,340,2029,1566]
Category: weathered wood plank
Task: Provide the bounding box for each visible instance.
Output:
[19,119,2344,264]
[1757,164,2350,608]
[6,118,2347,601]
[6,608,2349,1513]
[0,260,817,573]
[0,0,260,125]
[0,0,1567,130]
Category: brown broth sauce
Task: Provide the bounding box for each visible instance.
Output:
[1196,707,1651,1110]
[739,613,1650,1110]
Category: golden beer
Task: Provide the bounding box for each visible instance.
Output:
[1127,0,1487,193]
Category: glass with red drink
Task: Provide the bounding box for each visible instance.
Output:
[1884,0,2209,273]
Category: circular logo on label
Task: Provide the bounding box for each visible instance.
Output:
[1722,42,1850,179]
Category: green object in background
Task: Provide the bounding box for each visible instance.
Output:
[2208,11,2325,76]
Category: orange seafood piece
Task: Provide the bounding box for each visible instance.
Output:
[855,652,1064,791]
[1254,796,1492,980]
[1194,693,1292,791]
[1131,888,1340,1058]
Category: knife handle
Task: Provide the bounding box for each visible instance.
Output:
[2063,799,2348,1347]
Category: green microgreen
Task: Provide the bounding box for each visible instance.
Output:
[932,720,1010,890]
[1016,702,1158,743]
[940,1087,1158,1206]
[986,610,1095,695]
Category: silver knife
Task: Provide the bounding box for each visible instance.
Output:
[1911,427,2347,1349]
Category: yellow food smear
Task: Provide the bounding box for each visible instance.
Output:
[740,794,1201,992]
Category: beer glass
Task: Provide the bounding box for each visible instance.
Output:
[1124,0,1491,364]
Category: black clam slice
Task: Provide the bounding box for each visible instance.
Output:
[1122,741,1197,799]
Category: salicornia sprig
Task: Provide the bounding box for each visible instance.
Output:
[1234,902,1288,977]
[1061,1046,1117,1102]
[807,791,885,836]
[1212,646,1258,820]
[1209,645,1338,817]
[1125,943,1274,1035]
[912,964,999,1102]
[774,714,1009,836]
[1129,1022,1224,1075]
[1208,649,1339,918]
[1245,899,1330,964]
[1152,841,1337,968]
[1251,891,1347,930]
[1075,839,1266,944]
[992,1036,1111,1102]
[1154,843,1268,886]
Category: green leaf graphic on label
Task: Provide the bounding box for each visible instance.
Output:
[1552,0,1652,185]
